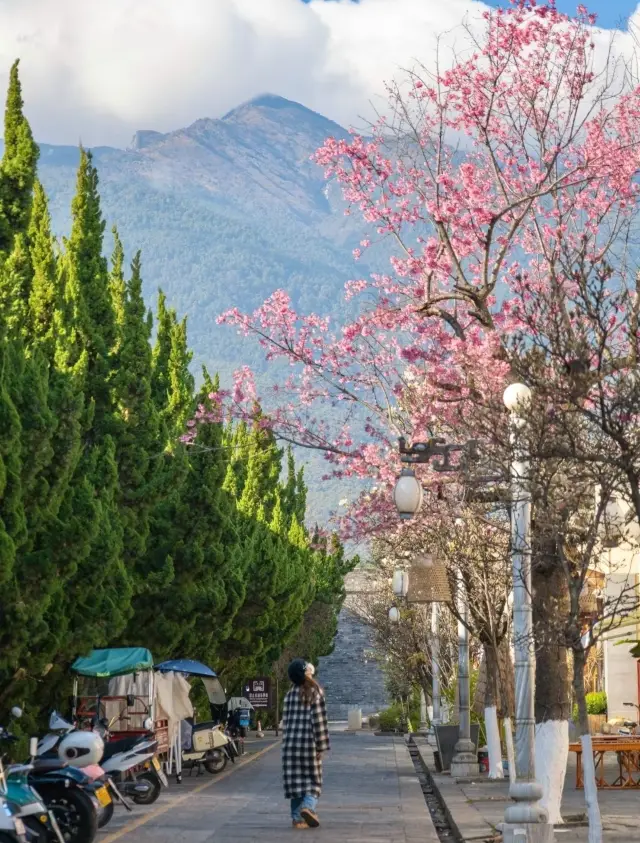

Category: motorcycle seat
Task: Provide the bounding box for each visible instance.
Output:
[101,735,153,761]
[31,758,68,772]
[191,721,220,733]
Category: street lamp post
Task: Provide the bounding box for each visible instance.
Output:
[393,435,479,777]
[431,602,441,730]
[501,384,553,843]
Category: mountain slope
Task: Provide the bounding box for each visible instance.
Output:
[33,95,373,381]
[28,95,373,521]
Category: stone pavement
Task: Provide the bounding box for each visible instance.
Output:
[100,732,439,843]
[415,740,639,843]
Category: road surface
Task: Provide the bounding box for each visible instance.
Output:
[99,733,438,843]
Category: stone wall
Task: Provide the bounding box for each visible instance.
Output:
[316,568,390,721]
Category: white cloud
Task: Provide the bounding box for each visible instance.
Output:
[0,0,637,147]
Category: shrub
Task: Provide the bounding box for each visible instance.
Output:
[572,692,607,721]
[586,692,607,715]
[378,708,400,732]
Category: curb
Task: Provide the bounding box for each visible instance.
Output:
[414,742,500,843]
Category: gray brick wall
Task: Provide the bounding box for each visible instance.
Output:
[317,599,390,721]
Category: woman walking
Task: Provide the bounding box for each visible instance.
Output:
[282,659,330,829]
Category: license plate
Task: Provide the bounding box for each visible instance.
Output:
[151,757,160,772]
[14,819,25,837]
[95,786,112,808]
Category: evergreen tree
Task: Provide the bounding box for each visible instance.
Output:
[0,60,39,252]
[28,182,57,350]
[150,291,173,411]
[108,227,126,344]
[53,148,128,657]
[112,250,161,576]
[0,235,30,335]
[64,148,114,429]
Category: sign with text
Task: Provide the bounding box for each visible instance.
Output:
[244,677,272,709]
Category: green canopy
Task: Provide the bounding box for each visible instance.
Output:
[72,647,154,678]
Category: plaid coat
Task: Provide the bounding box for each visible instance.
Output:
[282,686,330,799]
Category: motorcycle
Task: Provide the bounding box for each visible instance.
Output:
[97,728,167,806]
[38,712,164,810]
[0,711,70,843]
[178,721,233,779]
[0,797,28,843]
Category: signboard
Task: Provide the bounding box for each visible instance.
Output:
[244,677,272,709]
[407,554,452,604]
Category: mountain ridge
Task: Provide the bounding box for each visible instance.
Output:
[21,93,374,521]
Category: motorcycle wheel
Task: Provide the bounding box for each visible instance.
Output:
[97,801,114,830]
[21,818,47,843]
[204,750,227,775]
[38,788,97,843]
[131,773,161,806]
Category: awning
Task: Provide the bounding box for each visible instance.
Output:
[155,659,217,678]
[72,647,154,678]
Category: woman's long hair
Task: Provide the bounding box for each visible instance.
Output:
[299,676,322,707]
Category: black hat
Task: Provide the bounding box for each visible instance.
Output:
[288,658,307,686]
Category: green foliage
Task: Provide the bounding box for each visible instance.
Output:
[573,691,607,720]
[0,62,354,728]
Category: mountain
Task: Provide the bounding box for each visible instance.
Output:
[31,94,375,381]
[28,94,375,521]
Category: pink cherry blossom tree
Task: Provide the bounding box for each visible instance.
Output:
[187,2,640,829]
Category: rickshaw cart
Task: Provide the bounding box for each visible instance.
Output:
[71,647,169,755]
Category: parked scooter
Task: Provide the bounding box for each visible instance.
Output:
[0,796,28,843]
[39,714,166,807]
[178,721,232,780]
[0,710,69,843]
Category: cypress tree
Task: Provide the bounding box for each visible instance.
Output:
[28,181,57,350]
[54,148,128,654]
[64,148,114,429]
[150,291,173,411]
[108,227,126,344]
[0,60,39,252]
[112,250,161,576]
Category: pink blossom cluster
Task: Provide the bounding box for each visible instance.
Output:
[186,1,640,542]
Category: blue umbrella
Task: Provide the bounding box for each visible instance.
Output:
[154,659,217,678]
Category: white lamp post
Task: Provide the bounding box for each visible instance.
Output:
[392,569,409,598]
[501,384,553,843]
[393,468,423,518]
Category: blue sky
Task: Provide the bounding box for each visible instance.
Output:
[490,0,636,29]
[303,0,638,31]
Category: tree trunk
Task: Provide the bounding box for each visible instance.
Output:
[484,643,505,779]
[533,559,571,825]
[573,646,603,843]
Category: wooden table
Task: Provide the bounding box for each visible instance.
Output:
[570,737,640,789]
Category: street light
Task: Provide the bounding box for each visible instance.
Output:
[501,384,553,843]
[393,468,423,518]
[392,569,409,598]
[393,434,480,777]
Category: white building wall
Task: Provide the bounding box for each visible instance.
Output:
[602,545,640,720]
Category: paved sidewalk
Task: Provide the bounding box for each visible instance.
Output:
[100,733,438,843]
[415,740,638,843]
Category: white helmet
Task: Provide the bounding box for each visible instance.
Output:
[58,731,104,768]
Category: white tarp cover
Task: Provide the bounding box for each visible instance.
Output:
[203,676,226,705]
[107,671,194,733]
